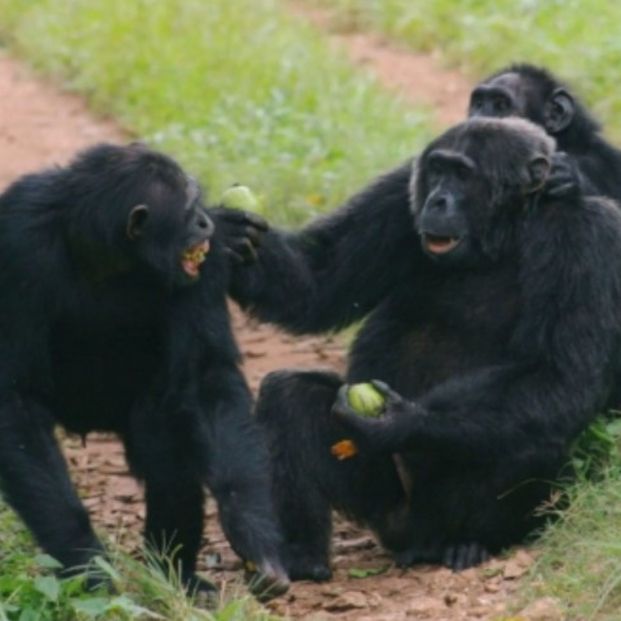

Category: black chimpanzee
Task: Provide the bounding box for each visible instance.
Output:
[220,118,621,579]
[469,63,621,201]
[0,143,289,598]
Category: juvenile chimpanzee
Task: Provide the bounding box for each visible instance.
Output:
[222,118,621,578]
[0,143,289,598]
[469,63,621,201]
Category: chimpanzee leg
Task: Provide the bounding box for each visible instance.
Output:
[0,394,102,573]
[124,416,209,593]
[198,366,289,599]
[256,369,405,581]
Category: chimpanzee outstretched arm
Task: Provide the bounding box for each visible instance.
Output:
[130,281,288,598]
[335,198,621,460]
[216,161,422,333]
[195,298,289,597]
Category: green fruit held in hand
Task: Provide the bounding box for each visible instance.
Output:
[347,383,385,418]
[221,185,260,211]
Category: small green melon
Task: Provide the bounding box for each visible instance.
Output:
[347,383,385,418]
[221,185,260,211]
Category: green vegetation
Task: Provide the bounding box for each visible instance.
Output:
[0,0,432,225]
[509,417,621,620]
[518,471,621,620]
[304,0,621,138]
[0,500,278,621]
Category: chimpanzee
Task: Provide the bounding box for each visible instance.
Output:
[469,63,621,201]
[220,118,621,579]
[0,143,289,598]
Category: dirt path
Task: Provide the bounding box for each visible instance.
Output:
[0,44,542,621]
[289,2,472,129]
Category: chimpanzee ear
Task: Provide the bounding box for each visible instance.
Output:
[126,204,150,240]
[525,156,551,194]
[544,88,574,134]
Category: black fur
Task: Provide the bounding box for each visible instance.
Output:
[227,118,621,577]
[471,63,621,201]
[0,143,288,597]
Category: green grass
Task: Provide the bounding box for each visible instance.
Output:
[302,0,621,139]
[0,0,432,225]
[505,418,621,621]
[516,470,621,621]
[0,500,279,621]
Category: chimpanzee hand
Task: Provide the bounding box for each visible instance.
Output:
[331,380,424,453]
[210,207,268,265]
[542,151,582,200]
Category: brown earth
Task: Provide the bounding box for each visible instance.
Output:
[0,34,546,621]
[289,2,472,129]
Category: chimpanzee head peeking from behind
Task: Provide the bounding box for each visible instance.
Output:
[468,63,599,151]
[409,117,556,266]
[64,142,214,287]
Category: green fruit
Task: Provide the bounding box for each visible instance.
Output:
[221,185,260,211]
[347,383,385,418]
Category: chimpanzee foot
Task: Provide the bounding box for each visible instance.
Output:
[244,560,290,601]
[393,543,443,568]
[442,542,490,571]
[283,550,332,582]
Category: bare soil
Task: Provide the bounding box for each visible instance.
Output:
[289,2,472,129]
[0,44,541,620]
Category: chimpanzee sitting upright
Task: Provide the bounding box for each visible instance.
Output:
[0,143,288,598]
[469,63,621,201]
[222,118,621,579]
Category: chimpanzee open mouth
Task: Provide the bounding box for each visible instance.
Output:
[423,234,462,255]
[181,240,210,277]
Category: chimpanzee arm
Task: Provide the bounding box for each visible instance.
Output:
[335,197,621,461]
[219,161,422,333]
[135,277,289,598]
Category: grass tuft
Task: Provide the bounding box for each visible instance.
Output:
[0,500,279,621]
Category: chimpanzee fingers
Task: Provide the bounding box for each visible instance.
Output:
[443,542,490,572]
[370,379,403,405]
[237,238,259,262]
[244,225,264,247]
[332,384,357,418]
[547,181,577,198]
[243,210,269,232]
[226,238,259,264]
[224,247,248,266]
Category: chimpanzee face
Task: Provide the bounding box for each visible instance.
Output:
[410,118,554,266]
[469,70,575,136]
[414,147,479,263]
[126,173,215,287]
[468,72,528,119]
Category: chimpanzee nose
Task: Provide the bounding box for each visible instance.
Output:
[197,212,215,236]
[431,195,449,211]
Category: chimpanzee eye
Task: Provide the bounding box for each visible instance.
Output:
[427,158,443,179]
[494,96,510,112]
[455,164,472,181]
[470,94,482,110]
